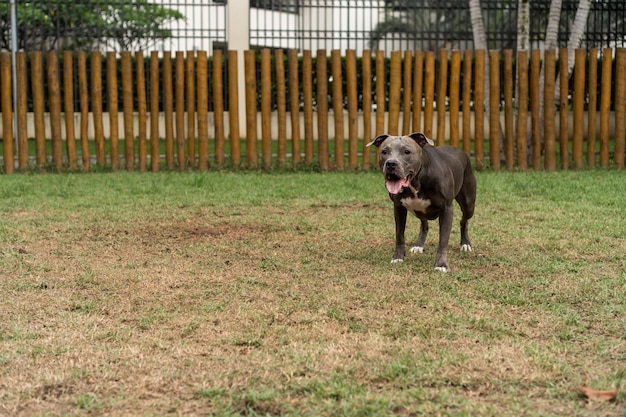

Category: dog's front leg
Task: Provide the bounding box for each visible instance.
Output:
[410,219,429,254]
[434,206,454,272]
[391,204,408,263]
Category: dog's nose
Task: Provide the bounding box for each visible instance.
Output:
[385,160,397,169]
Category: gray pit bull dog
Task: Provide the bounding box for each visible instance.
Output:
[367,132,476,272]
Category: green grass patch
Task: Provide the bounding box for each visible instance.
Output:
[0,170,624,416]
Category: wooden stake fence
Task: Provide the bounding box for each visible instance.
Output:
[361,49,372,169]
[558,48,569,170]
[1,52,13,174]
[600,48,612,167]
[332,49,345,170]
[16,52,28,171]
[1,48,625,173]
[107,51,118,171]
[516,50,528,170]
[544,50,556,172]
[163,51,174,170]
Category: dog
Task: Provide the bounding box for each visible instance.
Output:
[367,132,476,272]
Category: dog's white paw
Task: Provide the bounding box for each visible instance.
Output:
[390,258,404,264]
[434,266,449,273]
[409,246,424,254]
[460,244,472,252]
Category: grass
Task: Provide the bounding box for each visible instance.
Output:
[0,169,625,416]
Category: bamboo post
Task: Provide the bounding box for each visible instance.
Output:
[136,52,147,171]
[275,49,287,168]
[31,52,47,168]
[375,50,385,136]
[488,50,500,170]
[401,50,412,135]
[423,51,435,138]
[543,50,556,171]
[77,51,89,170]
[387,51,401,137]
[47,52,63,171]
[572,49,586,169]
[91,52,105,169]
[244,49,258,168]
[346,49,358,169]
[586,48,598,167]
[615,48,626,169]
[227,50,241,167]
[436,49,448,146]
[558,48,569,170]
[516,50,529,170]
[362,49,372,169]
[288,49,301,166]
[474,49,485,168]
[63,51,76,170]
[503,49,514,169]
[185,51,195,168]
[316,49,329,170]
[260,49,272,169]
[175,51,186,169]
[121,52,135,171]
[530,49,541,170]
[213,49,225,168]
[462,50,472,156]
[107,52,119,171]
[163,51,175,170]
[197,50,209,170]
[0,52,14,173]
[16,52,28,171]
[302,50,314,164]
[331,49,344,169]
[412,51,424,135]
[599,48,612,167]
[150,51,161,172]
[449,50,460,148]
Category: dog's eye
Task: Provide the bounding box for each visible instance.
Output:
[403,149,411,155]
[381,149,388,155]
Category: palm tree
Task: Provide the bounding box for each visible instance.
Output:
[517,0,530,51]
[564,0,591,68]
[468,0,487,50]
[543,0,592,100]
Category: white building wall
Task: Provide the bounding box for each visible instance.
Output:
[151,0,386,55]
[153,1,227,53]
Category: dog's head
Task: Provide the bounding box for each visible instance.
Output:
[366,132,434,195]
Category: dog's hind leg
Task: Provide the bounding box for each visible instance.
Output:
[459,216,472,252]
[456,169,476,252]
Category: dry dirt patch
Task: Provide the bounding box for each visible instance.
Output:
[1,200,623,416]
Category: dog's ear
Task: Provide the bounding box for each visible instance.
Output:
[408,132,434,148]
[366,134,390,148]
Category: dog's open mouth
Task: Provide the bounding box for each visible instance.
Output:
[385,174,411,194]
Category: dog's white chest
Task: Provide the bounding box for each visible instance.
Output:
[400,196,431,213]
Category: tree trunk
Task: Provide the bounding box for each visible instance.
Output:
[539,0,563,150]
[516,0,530,164]
[545,0,563,50]
[517,0,530,51]
[554,0,592,98]
[469,0,487,51]
[469,0,490,114]
[566,0,592,72]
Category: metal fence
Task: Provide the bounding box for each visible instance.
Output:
[1,0,625,54]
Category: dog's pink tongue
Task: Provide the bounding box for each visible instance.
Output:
[385,177,410,194]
